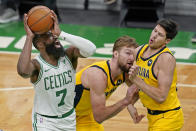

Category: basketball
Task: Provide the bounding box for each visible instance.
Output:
[27,5,54,34]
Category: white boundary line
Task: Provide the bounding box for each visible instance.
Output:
[177,62,196,65]
[177,83,196,88]
[0,51,38,55]
[0,83,196,91]
[0,86,33,91]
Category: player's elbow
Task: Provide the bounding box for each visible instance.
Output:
[89,43,96,55]
[80,44,96,57]
[17,67,24,76]
[17,67,30,78]
[93,111,104,124]
[17,71,30,78]
[157,95,167,104]
[93,115,104,124]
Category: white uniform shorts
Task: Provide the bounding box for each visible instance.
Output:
[32,110,76,131]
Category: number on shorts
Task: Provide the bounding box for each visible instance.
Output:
[56,88,67,107]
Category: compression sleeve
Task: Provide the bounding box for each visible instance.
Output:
[59,31,96,57]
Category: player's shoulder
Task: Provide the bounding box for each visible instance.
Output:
[84,65,107,79]
[87,65,106,74]
[136,45,143,51]
[157,52,176,67]
[159,51,175,61]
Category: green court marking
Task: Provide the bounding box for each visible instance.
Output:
[0,21,196,63]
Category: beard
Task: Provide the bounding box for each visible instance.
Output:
[45,42,65,60]
[118,57,132,73]
[119,64,130,73]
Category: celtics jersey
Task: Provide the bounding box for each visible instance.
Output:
[136,44,180,110]
[74,60,125,116]
[33,54,76,116]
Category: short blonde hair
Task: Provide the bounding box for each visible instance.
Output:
[113,35,138,52]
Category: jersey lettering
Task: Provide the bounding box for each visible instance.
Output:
[44,70,73,90]
[137,66,149,78]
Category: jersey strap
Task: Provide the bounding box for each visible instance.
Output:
[74,84,89,107]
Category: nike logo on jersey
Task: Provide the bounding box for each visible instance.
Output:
[45,68,52,72]
[147,59,153,66]
[116,80,123,85]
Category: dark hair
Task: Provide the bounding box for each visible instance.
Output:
[113,35,138,52]
[157,19,178,40]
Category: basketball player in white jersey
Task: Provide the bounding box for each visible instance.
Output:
[17,11,96,131]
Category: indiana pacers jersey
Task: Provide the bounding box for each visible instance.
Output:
[136,44,181,110]
[33,54,76,116]
[74,60,125,126]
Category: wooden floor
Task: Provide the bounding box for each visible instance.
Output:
[0,53,196,131]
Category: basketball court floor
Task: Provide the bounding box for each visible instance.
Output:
[0,20,196,131]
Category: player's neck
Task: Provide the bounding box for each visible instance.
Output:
[40,53,58,66]
[145,45,166,57]
[109,59,122,80]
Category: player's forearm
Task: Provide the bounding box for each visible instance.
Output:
[132,77,166,103]
[125,83,139,105]
[93,98,128,123]
[132,93,139,105]
[17,37,33,78]
[59,31,96,57]
[127,104,136,118]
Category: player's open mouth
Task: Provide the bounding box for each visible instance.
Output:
[127,62,133,66]
[149,39,153,44]
[54,41,61,48]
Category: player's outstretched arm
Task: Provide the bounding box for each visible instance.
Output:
[125,85,144,124]
[17,14,38,78]
[59,31,96,58]
[82,67,138,123]
[127,104,145,124]
[51,10,96,58]
[60,31,96,69]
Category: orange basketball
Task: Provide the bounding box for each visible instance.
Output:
[27,5,54,34]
